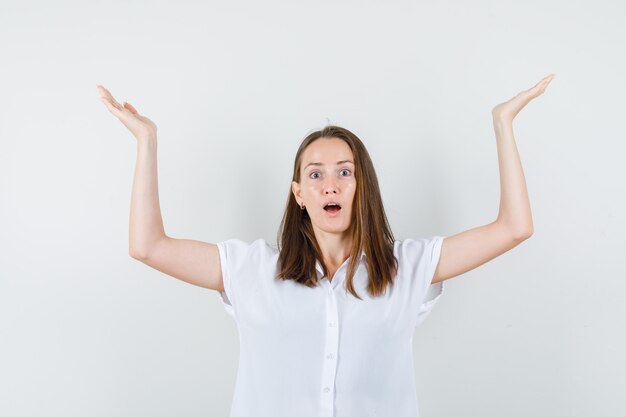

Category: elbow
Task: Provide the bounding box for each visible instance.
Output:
[497,218,534,241]
[129,236,166,260]
[129,247,148,260]
[512,227,534,241]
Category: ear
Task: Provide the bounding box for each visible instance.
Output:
[291,181,301,202]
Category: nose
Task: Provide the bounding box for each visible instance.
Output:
[323,180,338,194]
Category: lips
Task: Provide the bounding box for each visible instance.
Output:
[323,202,342,211]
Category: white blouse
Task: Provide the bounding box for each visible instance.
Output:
[216,235,446,417]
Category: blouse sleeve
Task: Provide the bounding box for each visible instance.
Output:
[215,238,268,320]
[397,235,446,327]
[216,239,235,318]
[414,235,446,327]
[214,238,252,319]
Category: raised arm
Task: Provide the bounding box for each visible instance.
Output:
[432,74,555,284]
[97,85,224,291]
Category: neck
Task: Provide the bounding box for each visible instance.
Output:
[313,228,353,267]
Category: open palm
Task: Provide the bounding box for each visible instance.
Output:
[97,85,157,140]
[492,74,555,123]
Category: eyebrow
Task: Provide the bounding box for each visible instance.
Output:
[304,160,354,170]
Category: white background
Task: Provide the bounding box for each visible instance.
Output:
[1,0,624,416]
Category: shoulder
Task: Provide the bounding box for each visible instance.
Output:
[217,238,279,263]
[393,236,445,265]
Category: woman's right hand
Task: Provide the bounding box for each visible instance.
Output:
[97,84,157,140]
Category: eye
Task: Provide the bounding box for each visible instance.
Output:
[340,169,351,176]
[310,171,321,179]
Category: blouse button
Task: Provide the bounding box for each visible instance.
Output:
[328,322,335,327]
[323,387,330,393]
[326,353,334,359]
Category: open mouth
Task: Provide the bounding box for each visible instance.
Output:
[323,203,342,213]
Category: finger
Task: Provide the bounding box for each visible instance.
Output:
[537,74,555,88]
[536,74,555,94]
[539,75,553,86]
[100,96,124,116]
[530,79,547,91]
[97,85,124,108]
[123,102,138,114]
[102,96,123,112]
[96,84,114,100]
[523,75,553,96]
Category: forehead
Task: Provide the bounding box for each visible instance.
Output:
[301,137,353,167]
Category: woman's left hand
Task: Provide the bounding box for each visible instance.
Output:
[492,74,555,123]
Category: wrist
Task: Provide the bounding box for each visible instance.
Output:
[137,133,157,144]
[492,116,513,129]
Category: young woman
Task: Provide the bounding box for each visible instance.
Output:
[97,73,554,417]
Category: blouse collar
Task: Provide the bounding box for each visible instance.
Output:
[315,250,366,276]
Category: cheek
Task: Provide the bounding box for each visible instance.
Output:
[343,187,356,207]
[304,183,319,193]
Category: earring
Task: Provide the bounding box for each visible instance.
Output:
[300,202,305,210]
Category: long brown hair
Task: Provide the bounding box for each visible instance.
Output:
[275,125,398,299]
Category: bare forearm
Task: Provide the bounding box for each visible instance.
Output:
[129,135,166,257]
[493,117,533,238]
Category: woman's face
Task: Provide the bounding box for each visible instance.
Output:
[292,137,356,238]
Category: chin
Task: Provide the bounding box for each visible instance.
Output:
[325,224,352,233]
[313,222,348,233]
